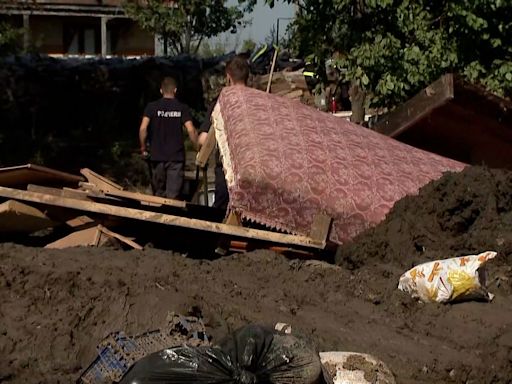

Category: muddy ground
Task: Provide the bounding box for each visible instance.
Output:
[1,166,512,384]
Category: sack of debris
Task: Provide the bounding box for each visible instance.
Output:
[120,324,323,384]
[398,251,497,303]
[320,351,396,384]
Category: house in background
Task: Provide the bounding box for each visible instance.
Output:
[0,0,161,56]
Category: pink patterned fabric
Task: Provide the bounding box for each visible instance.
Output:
[217,86,466,245]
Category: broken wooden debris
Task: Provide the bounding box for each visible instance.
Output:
[79,170,187,208]
[45,224,142,250]
[80,168,123,192]
[0,164,83,188]
[253,69,313,104]
[0,200,55,233]
[0,186,328,249]
[309,214,332,244]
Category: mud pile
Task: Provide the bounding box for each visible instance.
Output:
[1,166,512,384]
[336,166,512,270]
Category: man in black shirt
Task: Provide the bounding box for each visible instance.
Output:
[198,55,250,211]
[139,77,198,199]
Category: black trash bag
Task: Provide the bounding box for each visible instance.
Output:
[119,324,322,384]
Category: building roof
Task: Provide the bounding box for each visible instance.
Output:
[1,0,128,17]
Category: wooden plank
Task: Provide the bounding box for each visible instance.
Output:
[45,224,143,250]
[78,179,186,208]
[98,225,143,250]
[0,164,83,188]
[0,186,325,249]
[45,226,105,249]
[196,126,216,168]
[309,214,332,244]
[373,74,455,137]
[66,215,96,228]
[224,211,241,226]
[27,184,91,201]
[80,168,124,192]
[0,200,55,233]
[104,189,187,208]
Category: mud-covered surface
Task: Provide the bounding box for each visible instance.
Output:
[336,166,512,270]
[1,166,512,384]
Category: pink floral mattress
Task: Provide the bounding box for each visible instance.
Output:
[212,86,465,245]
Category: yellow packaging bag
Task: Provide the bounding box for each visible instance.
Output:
[398,251,497,303]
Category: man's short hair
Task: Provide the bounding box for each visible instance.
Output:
[226,55,250,84]
[161,77,177,94]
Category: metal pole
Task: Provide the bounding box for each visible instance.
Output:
[100,16,108,56]
[22,14,30,52]
[276,19,279,46]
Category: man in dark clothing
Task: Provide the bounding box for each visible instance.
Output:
[198,55,250,211]
[139,77,198,199]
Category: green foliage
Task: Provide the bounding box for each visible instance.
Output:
[0,22,23,56]
[123,0,253,56]
[241,38,256,53]
[198,40,229,58]
[280,0,512,107]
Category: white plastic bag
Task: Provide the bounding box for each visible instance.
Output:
[398,251,497,303]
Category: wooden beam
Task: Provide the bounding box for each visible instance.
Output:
[103,189,186,209]
[27,184,91,201]
[309,214,332,244]
[196,126,216,168]
[0,186,325,249]
[373,74,455,138]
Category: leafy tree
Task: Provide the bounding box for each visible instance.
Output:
[123,0,253,56]
[198,39,230,58]
[241,38,257,53]
[0,22,23,56]
[277,0,512,120]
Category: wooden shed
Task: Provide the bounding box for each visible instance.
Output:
[374,74,512,169]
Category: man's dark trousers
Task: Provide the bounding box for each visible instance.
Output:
[214,163,229,210]
[150,161,184,199]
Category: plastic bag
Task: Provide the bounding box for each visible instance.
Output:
[120,324,322,384]
[398,251,497,303]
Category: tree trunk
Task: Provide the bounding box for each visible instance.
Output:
[349,81,366,124]
[184,24,192,54]
[163,35,168,56]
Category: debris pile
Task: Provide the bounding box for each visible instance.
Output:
[252,70,315,105]
[80,312,209,384]
[0,164,330,254]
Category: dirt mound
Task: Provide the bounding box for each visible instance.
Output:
[336,166,512,271]
[1,166,512,384]
[1,241,511,384]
